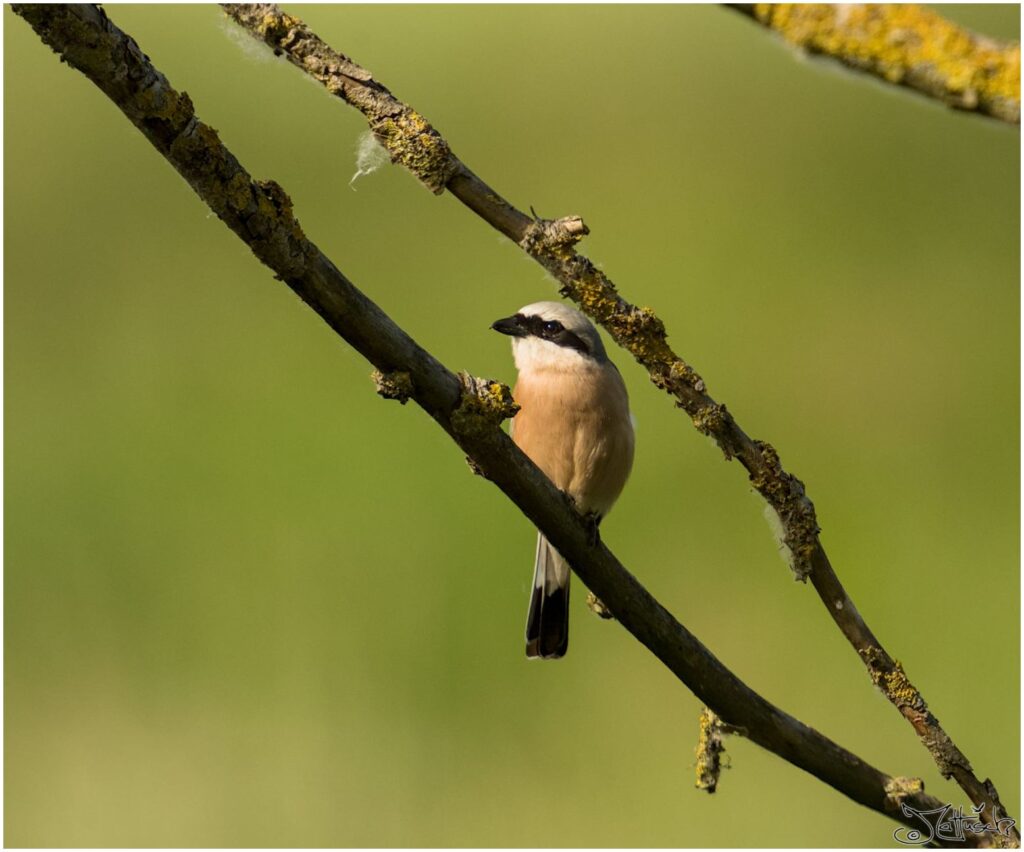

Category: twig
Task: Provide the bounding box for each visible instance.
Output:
[727,4,1021,125]
[10,5,1005,845]
[695,707,729,794]
[218,4,1018,840]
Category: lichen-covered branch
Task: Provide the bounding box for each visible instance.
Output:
[695,707,729,793]
[728,4,1021,125]
[10,5,1005,845]
[219,4,1018,839]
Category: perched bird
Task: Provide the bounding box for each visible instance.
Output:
[491,301,634,659]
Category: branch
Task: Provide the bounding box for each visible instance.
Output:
[219,3,1019,839]
[694,707,729,794]
[727,4,1021,125]
[10,4,1004,845]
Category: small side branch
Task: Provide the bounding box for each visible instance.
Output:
[218,4,1018,837]
[11,5,1005,845]
[727,4,1020,125]
[695,708,729,793]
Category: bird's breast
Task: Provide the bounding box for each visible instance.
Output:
[510,363,634,516]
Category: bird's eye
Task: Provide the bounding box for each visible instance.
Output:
[542,320,563,334]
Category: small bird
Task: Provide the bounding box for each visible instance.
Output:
[491,301,634,659]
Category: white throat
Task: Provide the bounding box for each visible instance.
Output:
[512,336,594,373]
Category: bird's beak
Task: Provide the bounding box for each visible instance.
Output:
[491,315,525,337]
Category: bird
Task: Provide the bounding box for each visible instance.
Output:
[491,301,634,659]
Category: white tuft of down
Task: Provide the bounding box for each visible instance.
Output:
[349,131,389,190]
[220,16,279,64]
[763,503,798,575]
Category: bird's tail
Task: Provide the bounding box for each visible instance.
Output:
[525,533,570,659]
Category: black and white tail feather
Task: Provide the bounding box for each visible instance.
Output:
[525,533,570,659]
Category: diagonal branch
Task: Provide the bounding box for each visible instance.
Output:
[10,4,1008,846]
[727,4,1021,126]
[219,3,1019,839]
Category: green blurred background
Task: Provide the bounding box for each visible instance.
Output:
[4,4,1019,847]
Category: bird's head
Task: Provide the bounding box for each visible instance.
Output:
[491,301,607,372]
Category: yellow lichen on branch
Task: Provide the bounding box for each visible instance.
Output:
[861,647,972,783]
[372,369,414,404]
[450,373,520,438]
[370,108,457,194]
[884,776,925,812]
[747,4,1020,124]
[695,707,728,793]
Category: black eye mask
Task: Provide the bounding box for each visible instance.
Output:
[491,312,593,356]
[517,314,591,355]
